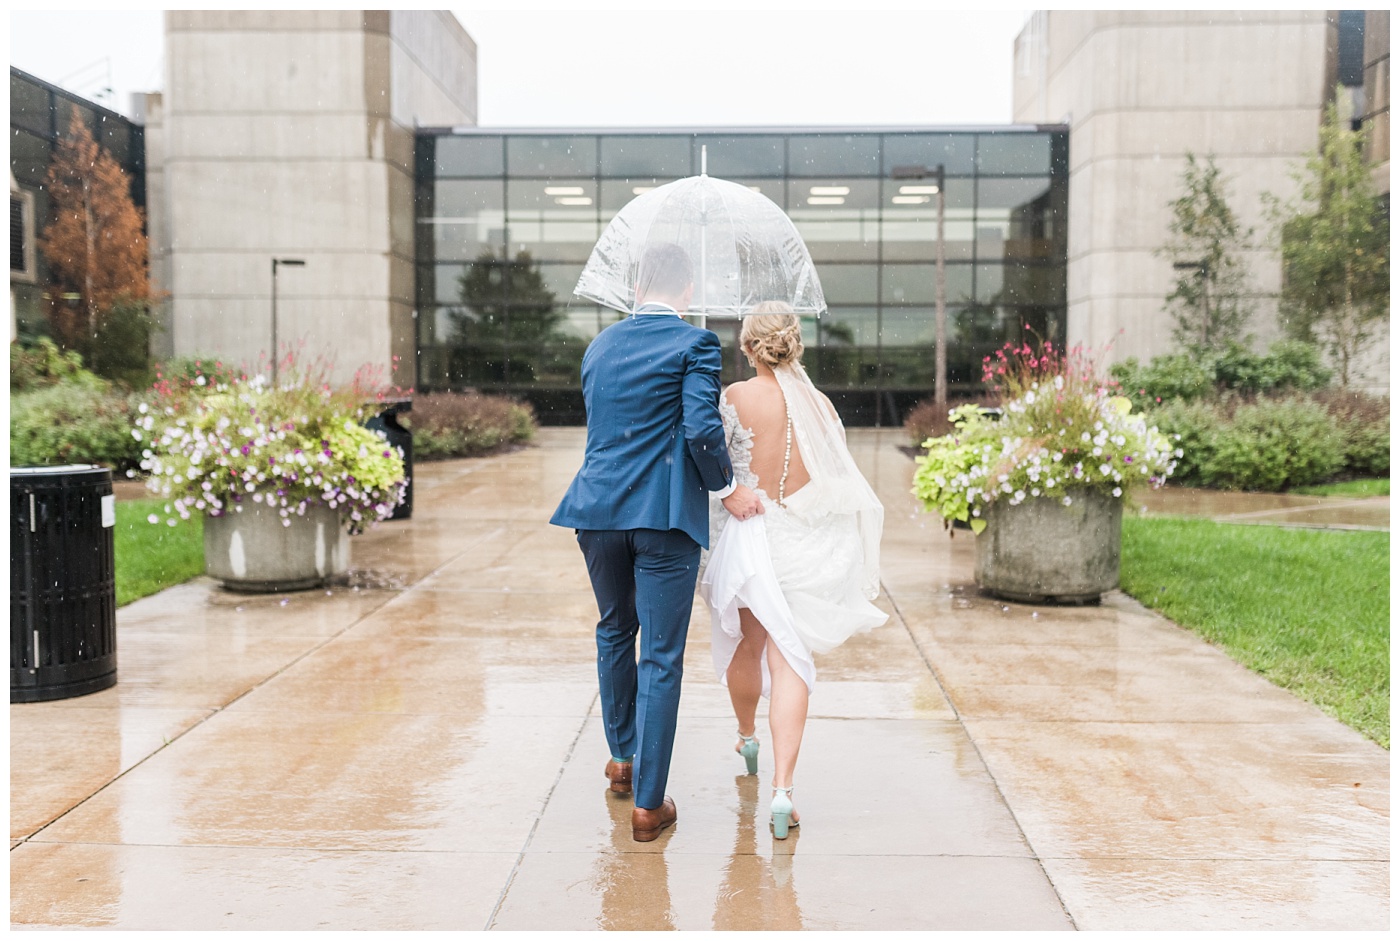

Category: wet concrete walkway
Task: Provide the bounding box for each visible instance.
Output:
[11,429,1389,929]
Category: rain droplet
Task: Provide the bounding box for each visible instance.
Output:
[235,606,245,612]
[279,598,289,606]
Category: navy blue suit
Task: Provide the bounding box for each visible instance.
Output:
[551,309,734,809]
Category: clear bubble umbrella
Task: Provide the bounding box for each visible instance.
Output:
[574,153,825,321]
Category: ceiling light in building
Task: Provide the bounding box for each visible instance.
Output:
[809,186,850,196]
[892,195,930,204]
[807,196,846,205]
[555,196,593,205]
[632,186,656,195]
[544,186,586,196]
[898,185,941,195]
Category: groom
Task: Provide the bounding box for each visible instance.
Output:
[551,243,763,841]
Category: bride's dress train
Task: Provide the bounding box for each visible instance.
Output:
[700,364,887,696]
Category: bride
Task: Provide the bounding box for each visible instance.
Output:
[699,302,887,839]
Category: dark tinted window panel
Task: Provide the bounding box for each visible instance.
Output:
[11,74,53,137]
[787,179,880,262]
[880,177,976,261]
[882,263,974,306]
[506,136,597,177]
[694,135,785,177]
[424,180,505,262]
[600,135,692,179]
[10,130,52,187]
[11,195,26,273]
[788,134,880,177]
[436,135,505,176]
[506,178,598,263]
[812,264,878,304]
[976,262,1066,306]
[1338,11,1365,86]
[882,133,976,177]
[977,134,1053,175]
[810,307,879,388]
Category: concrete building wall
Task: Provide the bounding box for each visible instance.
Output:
[1012,11,1337,368]
[151,10,475,386]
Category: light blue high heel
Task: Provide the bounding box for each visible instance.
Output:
[771,785,798,840]
[737,731,760,775]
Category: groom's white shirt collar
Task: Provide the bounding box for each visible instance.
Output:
[633,302,681,317]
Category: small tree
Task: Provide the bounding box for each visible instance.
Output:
[1160,153,1255,349]
[40,112,151,357]
[1267,93,1389,388]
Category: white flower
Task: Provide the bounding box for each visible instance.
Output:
[147,514,160,525]
[1112,487,1122,497]
[1062,496,1073,506]
[138,402,149,414]
[1014,490,1025,501]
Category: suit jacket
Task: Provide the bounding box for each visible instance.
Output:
[550,312,734,548]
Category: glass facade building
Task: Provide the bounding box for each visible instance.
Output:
[414,127,1068,424]
[9,67,146,339]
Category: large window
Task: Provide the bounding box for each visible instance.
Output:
[415,128,1068,424]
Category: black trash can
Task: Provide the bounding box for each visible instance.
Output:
[364,397,413,520]
[10,465,118,703]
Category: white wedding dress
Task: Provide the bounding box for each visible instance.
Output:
[699,364,888,696]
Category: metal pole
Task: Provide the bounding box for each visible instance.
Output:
[271,259,279,384]
[934,164,947,416]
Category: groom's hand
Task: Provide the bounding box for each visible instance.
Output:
[722,485,765,521]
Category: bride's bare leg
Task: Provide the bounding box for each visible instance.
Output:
[726,608,766,739]
[766,638,808,821]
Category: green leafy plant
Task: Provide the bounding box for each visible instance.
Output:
[1201,397,1344,491]
[1267,93,1389,387]
[10,382,145,469]
[912,341,1179,532]
[139,357,407,535]
[1159,153,1255,348]
[403,391,536,460]
[1110,339,1331,405]
[10,337,104,392]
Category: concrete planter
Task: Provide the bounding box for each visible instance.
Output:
[204,502,348,593]
[973,488,1122,604]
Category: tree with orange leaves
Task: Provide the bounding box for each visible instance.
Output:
[39,111,151,352]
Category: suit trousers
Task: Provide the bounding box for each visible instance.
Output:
[577,527,700,810]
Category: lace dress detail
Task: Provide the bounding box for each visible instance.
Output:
[701,387,887,697]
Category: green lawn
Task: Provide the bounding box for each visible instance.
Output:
[1291,478,1390,498]
[1120,516,1390,748]
[115,498,205,606]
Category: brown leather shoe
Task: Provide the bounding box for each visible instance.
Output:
[631,796,677,842]
[604,759,632,795]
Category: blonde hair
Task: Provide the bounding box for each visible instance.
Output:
[741,301,803,369]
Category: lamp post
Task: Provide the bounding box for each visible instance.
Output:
[270,258,305,383]
[1172,259,1210,347]
[892,163,947,416]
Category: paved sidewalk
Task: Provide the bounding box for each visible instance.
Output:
[11,429,1389,929]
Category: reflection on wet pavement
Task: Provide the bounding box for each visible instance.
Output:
[10,429,1388,930]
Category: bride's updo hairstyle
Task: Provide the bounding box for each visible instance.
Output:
[741,301,804,369]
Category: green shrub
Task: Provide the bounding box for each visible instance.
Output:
[902,394,999,447]
[10,338,104,392]
[1143,398,1221,486]
[403,392,537,459]
[1111,340,1333,405]
[1308,389,1390,478]
[10,383,144,470]
[1202,397,1344,491]
[87,301,156,389]
[1111,352,1216,403]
